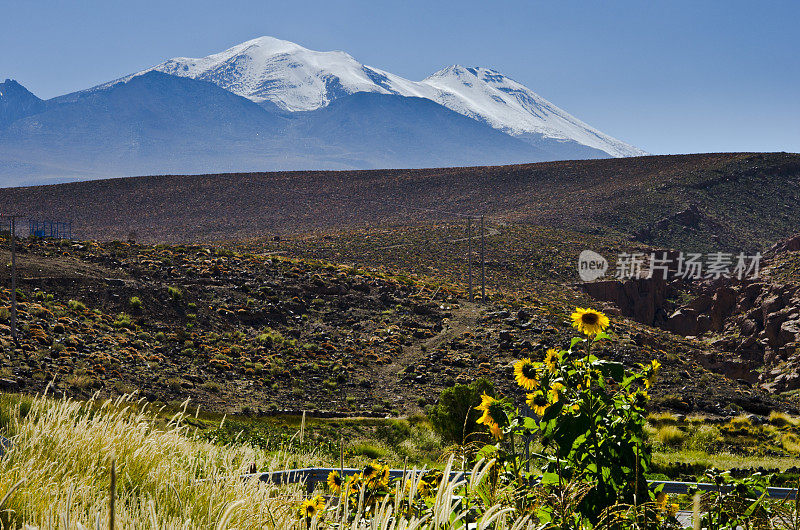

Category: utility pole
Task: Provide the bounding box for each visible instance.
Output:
[467,217,473,302]
[6,216,19,344]
[480,215,486,301]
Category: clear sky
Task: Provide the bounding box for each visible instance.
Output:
[1,0,798,155]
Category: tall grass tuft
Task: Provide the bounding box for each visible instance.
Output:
[0,393,313,529]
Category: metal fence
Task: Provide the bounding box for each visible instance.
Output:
[245,467,799,499]
[29,219,72,239]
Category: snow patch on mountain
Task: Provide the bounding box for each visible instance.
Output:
[421,66,646,157]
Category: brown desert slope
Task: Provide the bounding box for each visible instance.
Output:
[0,152,798,252]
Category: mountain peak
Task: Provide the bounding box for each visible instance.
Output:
[105,37,645,157]
[1,78,31,96]
[422,64,645,157]
[0,79,45,127]
[227,35,307,57]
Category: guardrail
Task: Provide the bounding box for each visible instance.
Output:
[242,467,469,493]
[243,467,799,499]
[653,480,797,500]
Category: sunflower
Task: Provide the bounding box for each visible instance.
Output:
[634,389,650,406]
[299,495,325,519]
[475,393,505,427]
[374,464,390,486]
[417,479,433,497]
[489,422,503,440]
[645,359,661,388]
[548,382,565,403]
[526,391,549,416]
[656,490,667,511]
[348,473,363,494]
[327,470,342,493]
[513,358,539,390]
[544,348,559,374]
[571,308,610,336]
[362,462,378,480]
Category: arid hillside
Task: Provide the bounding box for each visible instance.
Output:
[1,152,798,252]
[0,234,793,418]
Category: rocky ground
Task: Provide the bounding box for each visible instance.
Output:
[0,233,793,418]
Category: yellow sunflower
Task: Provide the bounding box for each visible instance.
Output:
[327,470,342,493]
[348,473,363,494]
[548,382,565,403]
[489,422,503,440]
[374,464,390,486]
[362,462,378,480]
[645,359,661,388]
[526,391,549,416]
[299,495,325,519]
[417,479,433,497]
[475,393,503,426]
[571,308,610,336]
[544,348,559,374]
[513,358,539,390]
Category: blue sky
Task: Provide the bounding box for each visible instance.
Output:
[1,0,798,155]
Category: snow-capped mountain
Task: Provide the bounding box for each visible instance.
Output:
[131,36,644,157]
[421,66,646,158]
[0,36,651,186]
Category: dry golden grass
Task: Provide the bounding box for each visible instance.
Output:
[0,392,313,528]
[0,393,535,529]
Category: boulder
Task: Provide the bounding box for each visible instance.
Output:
[739,318,758,336]
[779,321,800,346]
[710,287,737,331]
[580,277,666,325]
[0,378,18,392]
[764,309,796,347]
[667,308,699,336]
[762,294,785,324]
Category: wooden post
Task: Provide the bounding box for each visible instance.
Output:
[467,217,473,302]
[10,217,17,344]
[109,459,116,530]
[480,215,486,302]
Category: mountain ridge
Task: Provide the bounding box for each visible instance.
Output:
[0,72,559,186]
[0,36,650,186]
[126,36,644,157]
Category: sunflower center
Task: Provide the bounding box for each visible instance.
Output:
[522,363,537,379]
[581,312,599,325]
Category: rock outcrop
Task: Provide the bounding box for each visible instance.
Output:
[582,232,800,393]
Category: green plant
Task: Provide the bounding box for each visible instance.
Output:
[426,378,495,445]
[129,296,142,311]
[349,442,387,459]
[200,382,221,393]
[113,312,134,330]
[656,425,686,448]
[255,329,285,346]
[167,286,183,303]
[696,468,773,529]
[471,308,663,526]
[68,299,87,311]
